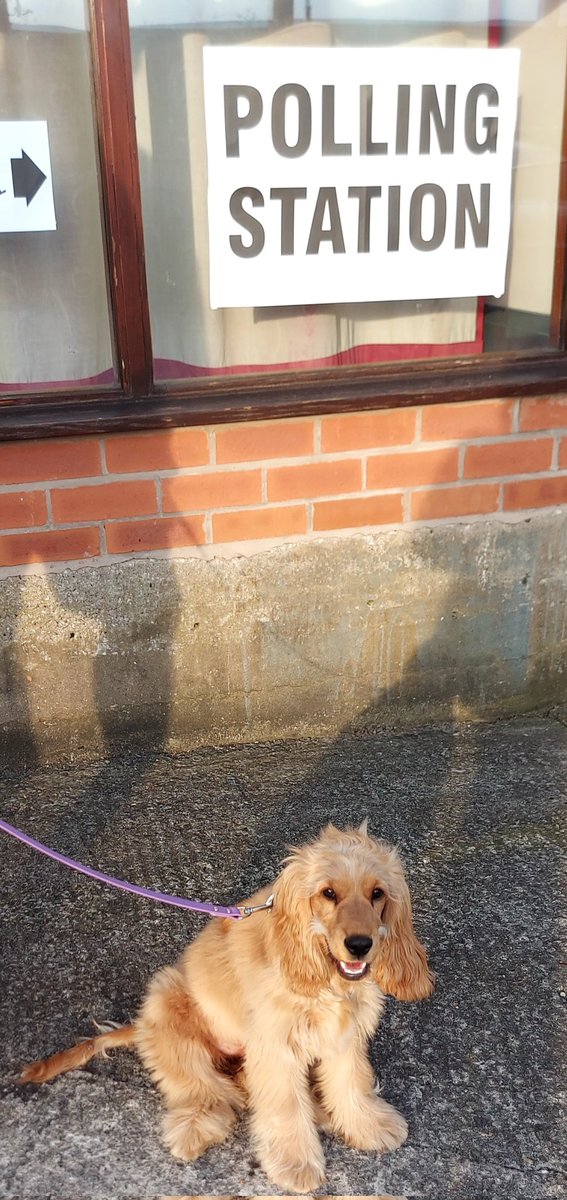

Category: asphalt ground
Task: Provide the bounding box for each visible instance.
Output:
[0,716,565,1199]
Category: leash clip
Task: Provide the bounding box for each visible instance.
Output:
[238,893,275,919]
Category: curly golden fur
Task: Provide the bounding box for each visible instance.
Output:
[21,823,433,1194]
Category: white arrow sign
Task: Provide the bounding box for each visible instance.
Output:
[0,121,56,233]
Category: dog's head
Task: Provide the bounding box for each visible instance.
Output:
[272,822,434,1001]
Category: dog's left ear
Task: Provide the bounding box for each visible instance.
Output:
[271,854,331,997]
[372,870,434,1002]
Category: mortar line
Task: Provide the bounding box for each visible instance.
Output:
[99,439,109,475]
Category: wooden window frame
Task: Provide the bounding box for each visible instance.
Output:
[1,0,567,441]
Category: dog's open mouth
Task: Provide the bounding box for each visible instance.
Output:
[336,959,369,980]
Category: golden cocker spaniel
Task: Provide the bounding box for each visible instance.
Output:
[22,822,433,1194]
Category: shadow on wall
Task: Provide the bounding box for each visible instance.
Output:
[3,441,566,773]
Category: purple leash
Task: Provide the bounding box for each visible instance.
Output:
[0,817,274,920]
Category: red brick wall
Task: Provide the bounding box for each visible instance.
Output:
[1,395,566,570]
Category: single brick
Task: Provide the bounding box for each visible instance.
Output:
[519,395,567,432]
[213,504,307,543]
[0,438,101,485]
[51,480,157,523]
[0,490,48,531]
[410,483,500,521]
[216,420,314,463]
[0,527,100,568]
[503,475,567,511]
[105,428,209,473]
[367,447,459,490]
[559,439,567,469]
[464,438,553,479]
[106,515,206,553]
[313,494,403,531]
[162,469,261,513]
[268,459,362,503]
[421,400,514,442]
[321,409,416,453]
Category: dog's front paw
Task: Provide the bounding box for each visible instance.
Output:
[162,1101,236,1160]
[264,1157,326,1194]
[341,1097,408,1153]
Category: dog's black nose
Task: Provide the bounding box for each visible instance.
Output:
[344,934,372,958]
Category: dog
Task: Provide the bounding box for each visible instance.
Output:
[21,822,433,1193]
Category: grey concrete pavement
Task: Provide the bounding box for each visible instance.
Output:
[0,717,565,1199]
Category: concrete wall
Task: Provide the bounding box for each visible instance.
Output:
[1,513,565,760]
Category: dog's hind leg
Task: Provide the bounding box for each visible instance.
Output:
[135,965,244,1162]
[20,1022,136,1083]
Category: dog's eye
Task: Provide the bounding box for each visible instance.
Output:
[372,887,385,902]
[322,887,337,902]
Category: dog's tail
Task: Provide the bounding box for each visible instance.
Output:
[20,1021,137,1084]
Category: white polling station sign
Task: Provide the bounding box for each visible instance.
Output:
[0,121,56,233]
[203,47,520,309]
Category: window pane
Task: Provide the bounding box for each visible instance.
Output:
[0,2,115,392]
[127,0,567,382]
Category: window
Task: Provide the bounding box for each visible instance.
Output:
[0,1,115,391]
[1,0,567,437]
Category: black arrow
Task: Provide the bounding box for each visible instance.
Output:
[11,150,46,206]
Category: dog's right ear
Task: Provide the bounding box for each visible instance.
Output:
[372,867,434,1002]
[271,855,331,997]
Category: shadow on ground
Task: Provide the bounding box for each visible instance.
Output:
[0,715,565,1199]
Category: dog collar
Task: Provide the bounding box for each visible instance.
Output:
[239,893,275,918]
